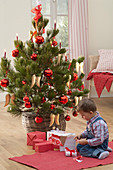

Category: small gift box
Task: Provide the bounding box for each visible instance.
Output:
[65,147,77,157]
[32,138,44,150]
[35,141,54,152]
[60,134,75,151]
[50,131,75,151]
[47,129,65,149]
[27,131,46,146]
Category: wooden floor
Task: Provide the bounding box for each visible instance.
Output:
[0,98,113,170]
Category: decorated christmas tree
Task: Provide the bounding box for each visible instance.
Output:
[0,4,89,132]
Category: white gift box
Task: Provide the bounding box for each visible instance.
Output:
[47,129,75,152]
[47,129,65,141]
[59,134,75,151]
[65,147,77,157]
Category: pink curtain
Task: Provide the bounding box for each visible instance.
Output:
[68,0,88,87]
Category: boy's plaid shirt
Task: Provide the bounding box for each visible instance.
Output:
[81,112,109,146]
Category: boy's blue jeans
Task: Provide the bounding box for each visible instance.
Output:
[77,138,108,158]
[77,116,109,158]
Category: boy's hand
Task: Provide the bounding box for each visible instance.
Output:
[74,134,81,140]
[77,139,88,145]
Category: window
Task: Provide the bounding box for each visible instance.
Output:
[32,0,68,48]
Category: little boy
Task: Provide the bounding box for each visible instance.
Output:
[75,98,112,159]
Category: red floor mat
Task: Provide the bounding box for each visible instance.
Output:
[9,141,113,170]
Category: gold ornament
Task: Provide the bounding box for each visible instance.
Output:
[11,94,16,105]
[49,113,55,127]
[4,94,11,107]
[31,75,42,88]
[80,62,84,73]
[74,96,78,106]
[30,74,36,88]
[49,113,60,127]
[55,114,60,125]
[66,75,71,88]
[76,62,80,72]
[36,76,41,87]
[79,96,82,101]
[57,54,62,65]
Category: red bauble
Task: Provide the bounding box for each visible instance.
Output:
[52,40,57,47]
[0,79,9,87]
[59,95,68,104]
[72,111,78,117]
[23,96,29,102]
[35,116,43,123]
[67,90,72,95]
[12,49,19,57]
[44,69,53,78]
[22,80,26,85]
[65,115,71,121]
[41,97,46,103]
[50,104,55,110]
[31,53,37,61]
[73,73,78,81]
[35,36,44,44]
[71,73,78,83]
[69,105,73,108]
[25,101,32,108]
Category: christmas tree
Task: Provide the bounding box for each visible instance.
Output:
[0,4,89,132]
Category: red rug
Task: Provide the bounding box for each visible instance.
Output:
[9,141,113,170]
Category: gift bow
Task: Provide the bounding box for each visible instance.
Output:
[31,4,42,23]
[65,147,75,156]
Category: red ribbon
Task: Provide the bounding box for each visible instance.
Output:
[33,31,37,36]
[5,70,8,77]
[51,134,63,146]
[31,4,42,23]
[68,62,71,70]
[65,147,75,156]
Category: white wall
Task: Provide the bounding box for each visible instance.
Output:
[0,0,31,60]
[1,0,113,100]
[88,0,113,55]
[0,0,31,101]
[88,0,113,97]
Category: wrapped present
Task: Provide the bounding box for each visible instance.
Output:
[51,134,63,146]
[50,131,75,151]
[65,147,77,157]
[35,141,54,152]
[27,131,46,146]
[47,129,65,149]
[32,138,44,150]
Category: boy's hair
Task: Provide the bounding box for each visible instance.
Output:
[77,98,97,112]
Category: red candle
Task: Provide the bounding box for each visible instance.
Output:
[4,49,6,58]
[65,54,67,61]
[54,20,56,29]
[16,33,18,41]
[59,40,61,48]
